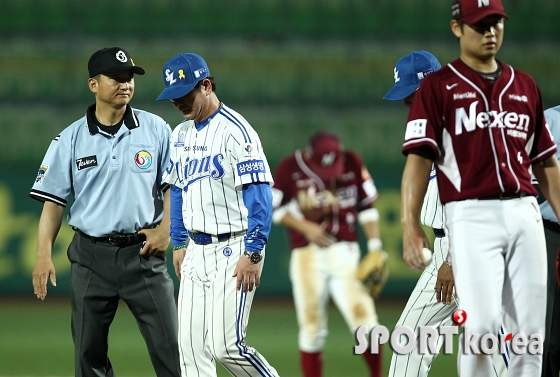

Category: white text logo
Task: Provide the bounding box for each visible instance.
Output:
[455,101,530,135]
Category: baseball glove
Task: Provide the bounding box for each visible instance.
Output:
[357,250,389,299]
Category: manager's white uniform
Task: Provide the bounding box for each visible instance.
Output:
[164,103,279,377]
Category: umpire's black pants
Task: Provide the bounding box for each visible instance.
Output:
[541,224,560,377]
[68,233,180,377]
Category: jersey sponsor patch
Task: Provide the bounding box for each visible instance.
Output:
[76,155,98,171]
[239,143,260,161]
[237,160,266,176]
[134,151,152,169]
[405,119,428,140]
[223,247,232,257]
[35,164,48,183]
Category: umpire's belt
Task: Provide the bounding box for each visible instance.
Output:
[543,219,560,234]
[73,227,146,247]
[189,230,246,245]
[433,228,445,238]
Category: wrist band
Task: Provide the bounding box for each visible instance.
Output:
[173,245,186,251]
[367,238,383,251]
[443,259,452,267]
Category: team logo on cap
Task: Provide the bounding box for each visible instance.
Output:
[223,247,233,257]
[135,151,152,169]
[165,69,176,85]
[35,164,48,183]
[116,50,127,63]
[394,67,400,83]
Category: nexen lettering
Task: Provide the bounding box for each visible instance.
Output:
[455,101,530,135]
[182,154,225,188]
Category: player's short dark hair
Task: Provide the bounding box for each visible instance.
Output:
[194,76,216,93]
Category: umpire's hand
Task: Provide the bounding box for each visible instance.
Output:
[233,255,261,293]
[32,257,56,300]
[139,226,171,256]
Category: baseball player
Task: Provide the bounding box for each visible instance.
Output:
[538,105,560,377]
[271,131,383,377]
[157,52,279,377]
[30,47,180,377]
[384,51,508,377]
[401,0,560,375]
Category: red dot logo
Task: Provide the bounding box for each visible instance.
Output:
[452,309,467,326]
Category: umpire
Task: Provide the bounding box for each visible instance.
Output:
[30,47,180,377]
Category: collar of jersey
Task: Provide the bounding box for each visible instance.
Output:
[194,103,222,131]
[86,104,139,135]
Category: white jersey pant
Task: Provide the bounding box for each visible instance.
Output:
[389,235,508,377]
[445,197,547,377]
[178,235,279,377]
[290,241,379,352]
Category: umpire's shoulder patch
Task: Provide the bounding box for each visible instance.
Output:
[35,164,48,183]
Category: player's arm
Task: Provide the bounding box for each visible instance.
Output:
[169,185,188,279]
[32,200,64,300]
[358,206,382,252]
[275,202,336,247]
[401,153,432,270]
[533,155,560,219]
[234,182,272,293]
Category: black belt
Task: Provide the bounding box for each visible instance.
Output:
[189,231,245,245]
[478,193,527,200]
[543,219,560,234]
[73,227,146,247]
[433,228,445,238]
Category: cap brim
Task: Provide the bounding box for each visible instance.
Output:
[383,83,418,101]
[462,10,509,24]
[307,158,344,180]
[156,82,198,101]
[92,66,145,78]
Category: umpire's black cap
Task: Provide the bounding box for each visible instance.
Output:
[88,47,145,78]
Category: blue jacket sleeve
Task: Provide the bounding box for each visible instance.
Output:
[242,182,273,253]
[170,185,188,247]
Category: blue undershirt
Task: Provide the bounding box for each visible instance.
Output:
[169,182,272,253]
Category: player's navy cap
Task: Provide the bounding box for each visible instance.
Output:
[452,0,508,24]
[88,47,145,78]
[306,131,345,180]
[156,53,210,101]
[383,51,441,101]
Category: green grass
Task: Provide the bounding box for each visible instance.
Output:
[0,296,460,377]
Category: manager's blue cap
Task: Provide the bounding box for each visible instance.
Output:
[156,53,210,101]
[383,51,441,101]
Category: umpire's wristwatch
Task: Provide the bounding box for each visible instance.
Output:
[243,250,263,264]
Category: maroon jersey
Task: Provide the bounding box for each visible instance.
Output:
[402,59,556,204]
[272,149,378,249]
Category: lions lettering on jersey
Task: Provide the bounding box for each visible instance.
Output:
[182,154,225,189]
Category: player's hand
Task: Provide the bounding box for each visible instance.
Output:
[139,227,171,256]
[173,247,186,279]
[435,263,455,305]
[301,221,336,248]
[233,255,261,293]
[32,257,56,300]
[402,223,430,270]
